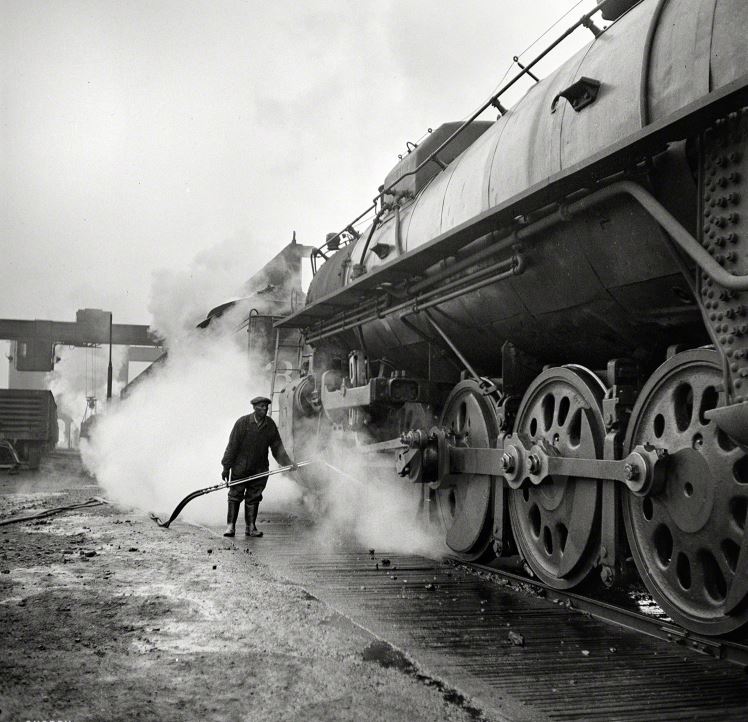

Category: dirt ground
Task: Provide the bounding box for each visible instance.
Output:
[0,453,485,722]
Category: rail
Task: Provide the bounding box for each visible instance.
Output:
[450,557,748,668]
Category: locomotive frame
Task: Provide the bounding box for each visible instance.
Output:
[276,0,748,637]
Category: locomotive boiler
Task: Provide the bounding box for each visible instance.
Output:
[276,0,748,636]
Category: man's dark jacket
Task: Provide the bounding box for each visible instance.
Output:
[221,413,292,479]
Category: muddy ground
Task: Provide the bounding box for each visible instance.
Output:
[0,453,484,722]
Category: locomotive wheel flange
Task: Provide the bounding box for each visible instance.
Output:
[623,349,748,635]
[435,380,500,561]
[507,366,605,588]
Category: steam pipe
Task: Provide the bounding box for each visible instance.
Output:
[305,176,748,346]
[412,265,519,313]
[398,257,517,312]
[314,239,522,340]
[306,260,520,344]
[639,0,669,127]
[307,300,381,340]
[565,181,748,291]
[307,257,515,342]
[408,205,567,294]
[107,312,113,401]
[408,232,504,294]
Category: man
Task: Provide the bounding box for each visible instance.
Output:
[220,395,295,537]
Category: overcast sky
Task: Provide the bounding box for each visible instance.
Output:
[1,0,598,380]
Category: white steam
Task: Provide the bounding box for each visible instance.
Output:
[81,236,303,524]
[148,233,264,340]
[294,426,447,558]
[79,233,445,557]
[312,459,447,559]
[81,308,302,523]
[48,344,128,442]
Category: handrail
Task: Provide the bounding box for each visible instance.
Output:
[302,177,748,343]
[309,0,624,269]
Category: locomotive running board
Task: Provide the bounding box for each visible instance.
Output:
[277,72,748,332]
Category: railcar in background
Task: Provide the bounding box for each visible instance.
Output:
[0,390,59,470]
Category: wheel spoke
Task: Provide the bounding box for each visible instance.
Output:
[660,539,685,587]
[715,542,737,585]
[724,518,746,545]
[675,547,700,601]
[690,380,715,432]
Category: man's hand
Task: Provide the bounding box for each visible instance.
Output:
[221,468,230,481]
[290,462,299,471]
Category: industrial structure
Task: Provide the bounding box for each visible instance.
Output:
[0,309,161,465]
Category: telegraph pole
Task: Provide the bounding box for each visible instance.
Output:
[106,312,113,400]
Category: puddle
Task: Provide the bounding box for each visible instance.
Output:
[362,640,414,673]
[362,640,486,720]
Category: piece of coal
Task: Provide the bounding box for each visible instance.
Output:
[508,631,525,647]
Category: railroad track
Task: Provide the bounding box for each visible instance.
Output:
[450,557,748,669]
[200,513,748,721]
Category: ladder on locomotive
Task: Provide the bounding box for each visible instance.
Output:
[268,326,306,421]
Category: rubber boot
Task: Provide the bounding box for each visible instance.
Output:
[246,502,263,537]
[224,501,240,537]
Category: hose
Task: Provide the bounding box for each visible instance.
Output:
[151,460,317,529]
[318,459,363,484]
[0,498,107,527]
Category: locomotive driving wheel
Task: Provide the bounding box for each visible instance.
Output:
[508,366,605,588]
[435,380,500,561]
[623,349,748,635]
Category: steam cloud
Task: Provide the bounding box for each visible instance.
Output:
[305,447,447,558]
[81,234,304,523]
[78,234,445,557]
[81,305,303,524]
[48,344,129,445]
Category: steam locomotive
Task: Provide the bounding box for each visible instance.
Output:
[276,0,748,636]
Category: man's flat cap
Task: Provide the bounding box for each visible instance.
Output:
[251,396,272,405]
